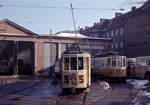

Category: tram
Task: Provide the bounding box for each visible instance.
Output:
[92,54,127,82]
[61,47,91,93]
[127,56,150,80]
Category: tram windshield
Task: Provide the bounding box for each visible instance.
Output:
[78,57,83,70]
[63,56,85,70]
[71,57,77,70]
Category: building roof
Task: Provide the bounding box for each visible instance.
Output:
[0,19,38,36]
[40,32,111,40]
[80,1,150,35]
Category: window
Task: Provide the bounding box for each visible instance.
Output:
[123,58,126,67]
[99,59,105,67]
[94,33,98,37]
[111,30,114,37]
[147,60,150,65]
[107,32,109,38]
[120,27,124,35]
[71,57,77,70]
[115,43,118,49]
[0,61,8,67]
[120,42,124,48]
[112,58,116,67]
[64,57,69,70]
[115,29,118,36]
[118,58,122,67]
[111,44,114,49]
[107,58,111,67]
[78,57,84,70]
[90,34,93,37]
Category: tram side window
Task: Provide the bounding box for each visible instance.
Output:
[107,58,111,67]
[123,58,126,67]
[78,57,83,70]
[118,58,122,67]
[71,57,77,70]
[112,58,116,67]
[0,61,8,67]
[99,59,105,67]
[64,57,69,70]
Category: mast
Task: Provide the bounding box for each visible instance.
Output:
[70,3,78,48]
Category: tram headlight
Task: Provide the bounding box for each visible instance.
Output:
[79,75,84,83]
[64,75,69,84]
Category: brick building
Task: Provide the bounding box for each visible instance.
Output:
[0,19,111,75]
[80,0,150,58]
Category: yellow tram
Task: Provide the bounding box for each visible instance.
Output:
[61,47,91,93]
[92,55,127,82]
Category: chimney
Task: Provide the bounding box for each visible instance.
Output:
[85,26,89,30]
[100,18,107,24]
[132,6,136,11]
[93,22,98,26]
[115,12,122,17]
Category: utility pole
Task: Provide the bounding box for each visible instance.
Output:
[14,40,18,75]
[50,29,52,68]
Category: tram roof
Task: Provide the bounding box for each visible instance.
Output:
[63,47,89,55]
[136,56,150,59]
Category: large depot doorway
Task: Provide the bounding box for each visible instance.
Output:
[0,40,34,75]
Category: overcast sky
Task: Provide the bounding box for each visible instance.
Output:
[0,0,144,34]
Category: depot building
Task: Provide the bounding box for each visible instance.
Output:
[0,19,111,75]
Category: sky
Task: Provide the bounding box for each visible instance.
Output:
[0,0,145,34]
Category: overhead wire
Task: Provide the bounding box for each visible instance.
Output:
[0,4,125,11]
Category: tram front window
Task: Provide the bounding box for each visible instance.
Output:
[78,57,83,70]
[71,57,77,70]
[64,57,69,70]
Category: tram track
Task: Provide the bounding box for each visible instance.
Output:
[83,82,137,105]
[53,91,88,105]
[0,78,138,105]
[87,88,113,105]
[0,79,43,99]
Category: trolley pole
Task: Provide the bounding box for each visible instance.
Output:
[70,3,78,48]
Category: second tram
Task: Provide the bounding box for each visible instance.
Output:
[61,47,91,93]
[92,55,127,82]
